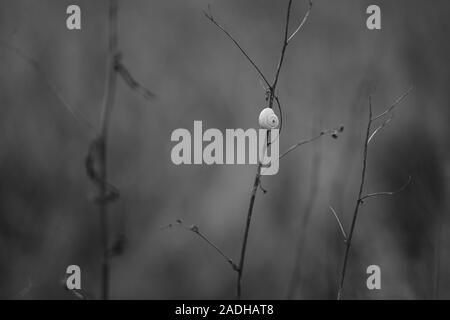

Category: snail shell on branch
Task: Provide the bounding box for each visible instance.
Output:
[259,108,279,129]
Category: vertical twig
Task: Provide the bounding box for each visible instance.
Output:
[236,0,294,300]
[237,163,262,299]
[335,88,412,300]
[90,0,153,300]
[205,0,313,299]
[98,0,119,300]
[4,0,154,301]
[336,96,372,300]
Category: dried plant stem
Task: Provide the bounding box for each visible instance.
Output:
[5,0,154,301]
[279,128,339,160]
[287,1,312,43]
[336,97,372,301]
[98,0,119,301]
[359,176,411,202]
[203,8,270,88]
[237,163,262,299]
[205,0,313,299]
[163,221,238,271]
[236,0,300,299]
[335,88,412,300]
[93,0,154,299]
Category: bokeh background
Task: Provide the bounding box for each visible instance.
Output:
[0,0,449,299]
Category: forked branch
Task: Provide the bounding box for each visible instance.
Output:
[371,86,413,121]
[287,0,313,43]
[334,87,412,300]
[203,0,314,300]
[204,6,270,87]
[360,176,412,202]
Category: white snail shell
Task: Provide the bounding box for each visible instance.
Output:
[258,108,279,129]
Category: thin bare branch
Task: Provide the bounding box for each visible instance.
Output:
[97,0,119,301]
[164,221,238,271]
[202,0,318,300]
[193,227,239,271]
[287,0,313,43]
[274,95,284,136]
[279,126,343,160]
[268,0,293,109]
[329,206,347,242]
[371,86,413,121]
[337,88,412,300]
[337,96,372,300]
[204,8,270,88]
[368,116,392,144]
[237,163,262,299]
[279,131,328,160]
[360,176,412,202]
[235,0,302,300]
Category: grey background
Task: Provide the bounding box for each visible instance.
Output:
[0,0,449,299]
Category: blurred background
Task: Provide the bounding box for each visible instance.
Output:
[0,0,449,299]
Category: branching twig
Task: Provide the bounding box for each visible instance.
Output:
[204,7,270,88]
[287,0,313,43]
[163,221,238,271]
[269,0,293,109]
[336,95,373,301]
[236,0,310,299]
[204,0,313,132]
[335,88,412,300]
[269,0,312,108]
[204,0,314,299]
[359,176,411,202]
[279,125,344,160]
[371,86,413,121]
[368,116,392,144]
